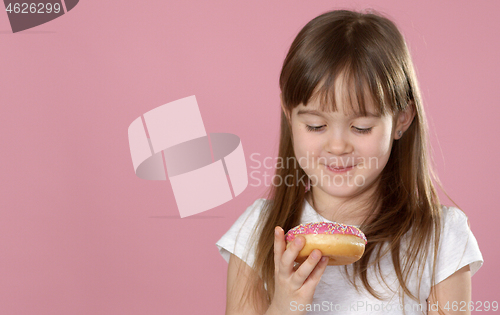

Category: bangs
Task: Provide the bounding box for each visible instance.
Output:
[310,62,391,117]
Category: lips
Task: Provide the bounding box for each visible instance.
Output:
[325,164,357,173]
[328,165,355,169]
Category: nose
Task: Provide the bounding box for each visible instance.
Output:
[325,129,352,156]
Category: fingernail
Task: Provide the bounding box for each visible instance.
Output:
[321,257,328,263]
[275,227,279,236]
[294,237,302,245]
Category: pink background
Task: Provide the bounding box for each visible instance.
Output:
[1,0,498,314]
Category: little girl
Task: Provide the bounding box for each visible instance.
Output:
[216,9,483,315]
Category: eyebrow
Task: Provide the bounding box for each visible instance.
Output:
[296,109,381,118]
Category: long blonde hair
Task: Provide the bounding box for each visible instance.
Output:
[238,9,444,313]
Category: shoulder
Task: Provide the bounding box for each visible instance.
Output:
[237,198,269,224]
[215,198,270,267]
[226,198,270,236]
[227,198,269,235]
[440,205,469,227]
[438,205,478,244]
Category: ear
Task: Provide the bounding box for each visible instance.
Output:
[394,101,416,140]
[280,93,292,125]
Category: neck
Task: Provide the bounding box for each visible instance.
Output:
[306,183,380,226]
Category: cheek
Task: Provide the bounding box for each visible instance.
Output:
[377,132,393,155]
[377,133,394,163]
[359,128,393,157]
[291,127,320,169]
[293,135,312,163]
[297,136,321,152]
[292,124,310,150]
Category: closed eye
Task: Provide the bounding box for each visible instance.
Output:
[353,127,372,134]
[306,125,372,134]
[306,125,325,132]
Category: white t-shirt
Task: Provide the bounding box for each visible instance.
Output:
[216,198,483,315]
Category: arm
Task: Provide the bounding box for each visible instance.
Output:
[427,265,471,315]
[226,253,269,315]
[225,227,328,315]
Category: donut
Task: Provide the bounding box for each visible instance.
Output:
[285,222,367,266]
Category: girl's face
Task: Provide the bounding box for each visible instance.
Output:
[287,83,398,201]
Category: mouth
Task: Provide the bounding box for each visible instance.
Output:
[325,164,357,173]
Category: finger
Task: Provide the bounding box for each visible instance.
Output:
[302,255,329,292]
[273,226,285,271]
[280,235,306,275]
[290,249,323,289]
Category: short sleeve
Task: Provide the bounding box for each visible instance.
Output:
[434,206,483,284]
[215,199,267,269]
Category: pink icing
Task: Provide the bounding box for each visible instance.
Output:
[285,222,367,244]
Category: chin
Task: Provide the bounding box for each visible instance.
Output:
[319,185,363,198]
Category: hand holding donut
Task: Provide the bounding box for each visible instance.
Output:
[266,226,329,315]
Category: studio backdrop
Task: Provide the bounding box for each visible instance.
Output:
[0,0,498,314]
